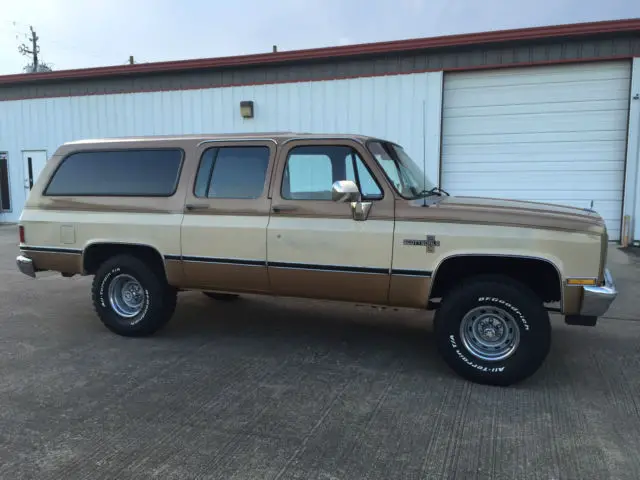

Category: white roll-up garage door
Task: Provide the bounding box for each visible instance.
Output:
[441,61,631,240]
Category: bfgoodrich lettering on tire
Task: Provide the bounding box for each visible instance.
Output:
[91,254,177,337]
[434,274,551,386]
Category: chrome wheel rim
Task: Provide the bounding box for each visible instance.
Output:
[459,306,520,362]
[108,274,144,318]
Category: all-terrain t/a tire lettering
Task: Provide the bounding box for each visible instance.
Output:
[91,254,177,337]
[434,274,551,386]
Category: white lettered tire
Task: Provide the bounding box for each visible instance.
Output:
[434,275,551,386]
[91,254,177,337]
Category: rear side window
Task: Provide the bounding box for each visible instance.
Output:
[194,146,270,199]
[44,149,183,196]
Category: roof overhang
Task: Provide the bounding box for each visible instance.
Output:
[0,17,638,86]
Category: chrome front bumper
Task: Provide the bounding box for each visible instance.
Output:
[16,254,36,278]
[580,268,617,317]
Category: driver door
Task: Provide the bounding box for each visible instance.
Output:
[266,139,395,304]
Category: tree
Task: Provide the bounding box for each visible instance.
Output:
[18,25,54,73]
[22,62,53,73]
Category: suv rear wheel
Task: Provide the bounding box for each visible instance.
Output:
[91,254,177,337]
[434,275,551,386]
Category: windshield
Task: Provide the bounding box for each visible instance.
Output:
[367,141,436,199]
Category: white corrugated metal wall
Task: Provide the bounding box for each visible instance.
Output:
[0,72,443,222]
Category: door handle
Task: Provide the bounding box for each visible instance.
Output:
[185,203,209,211]
[272,205,298,213]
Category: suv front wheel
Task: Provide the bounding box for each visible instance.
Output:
[434,275,551,386]
[91,254,177,337]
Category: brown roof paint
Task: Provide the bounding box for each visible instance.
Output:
[1,18,638,86]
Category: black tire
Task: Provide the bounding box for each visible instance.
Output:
[91,254,177,337]
[434,275,551,386]
[202,292,240,302]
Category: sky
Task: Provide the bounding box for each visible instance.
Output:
[0,0,639,76]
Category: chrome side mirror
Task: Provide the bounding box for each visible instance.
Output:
[331,180,360,203]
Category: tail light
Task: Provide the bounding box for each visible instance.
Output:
[18,225,25,244]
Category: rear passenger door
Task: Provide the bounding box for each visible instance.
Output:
[180,141,275,293]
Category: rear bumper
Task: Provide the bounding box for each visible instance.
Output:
[16,254,36,278]
[581,268,617,317]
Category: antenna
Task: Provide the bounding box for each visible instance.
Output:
[422,99,427,207]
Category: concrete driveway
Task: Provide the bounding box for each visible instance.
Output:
[1,224,640,479]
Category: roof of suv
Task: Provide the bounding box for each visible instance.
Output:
[63,132,383,146]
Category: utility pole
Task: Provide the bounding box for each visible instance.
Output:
[18,26,39,72]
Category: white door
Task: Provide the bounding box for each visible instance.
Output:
[22,150,48,195]
[441,61,632,240]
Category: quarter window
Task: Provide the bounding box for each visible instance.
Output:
[194,146,270,199]
[282,145,382,201]
[44,149,183,196]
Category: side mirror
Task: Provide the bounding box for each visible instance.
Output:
[331,180,360,203]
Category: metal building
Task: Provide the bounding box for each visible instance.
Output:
[1,18,639,242]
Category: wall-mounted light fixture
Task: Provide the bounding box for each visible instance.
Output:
[240,101,254,119]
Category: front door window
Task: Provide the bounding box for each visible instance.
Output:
[281,145,383,201]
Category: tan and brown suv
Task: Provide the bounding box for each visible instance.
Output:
[16,133,617,385]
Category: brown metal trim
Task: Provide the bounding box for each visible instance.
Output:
[180,261,270,293]
[1,55,636,102]
[1,19,638,87]
[389,275,431,309]
[268,267,390,304]
[443,54,634,73]
[24,250,83,275]
[165,259,185,286]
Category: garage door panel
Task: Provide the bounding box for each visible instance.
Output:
[444,63,630,89]
[444,99,629,118]
[443,142,627,157]
[444,110,626,136]
[443,133,627,148]
[444,170,623,189]
[442,159,624,172]
[444,82,629,108]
